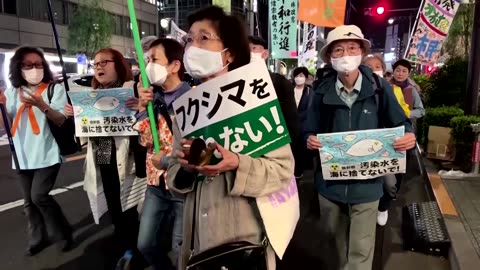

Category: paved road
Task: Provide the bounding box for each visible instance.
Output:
[0,145,450,270]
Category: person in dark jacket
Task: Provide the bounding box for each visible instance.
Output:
[304,25,416,270]
[249,36,298,147]
[292,67,312,179]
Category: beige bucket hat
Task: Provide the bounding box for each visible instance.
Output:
[319,25,371,62]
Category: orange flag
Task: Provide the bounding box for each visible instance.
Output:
[298,0,347,28]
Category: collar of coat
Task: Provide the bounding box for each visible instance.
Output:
[316,65,379,106]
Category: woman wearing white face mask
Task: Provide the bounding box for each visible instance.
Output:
[292,67,312,179]
[134,38,191,270]
[0,46,72,256]
[363,54,410,227]
[168,6,293,270]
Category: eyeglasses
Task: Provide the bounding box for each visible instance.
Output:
[93,60,114,68]
[331,45,361,58]
[21,62,43,70]
[183,33,221,45]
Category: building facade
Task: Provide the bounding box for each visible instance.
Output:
[0,0,158,57]
[157,0,250,32]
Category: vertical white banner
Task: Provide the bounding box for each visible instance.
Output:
[169,21,187,43]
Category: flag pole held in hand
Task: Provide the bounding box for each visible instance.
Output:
[0,104,20,171]
[127,0,161,154]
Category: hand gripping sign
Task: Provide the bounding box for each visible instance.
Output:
[317,127,407,180]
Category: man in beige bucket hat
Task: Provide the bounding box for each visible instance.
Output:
[304,25,417,270]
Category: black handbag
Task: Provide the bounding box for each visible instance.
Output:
[46,83,81,156]
[186,181,269,270]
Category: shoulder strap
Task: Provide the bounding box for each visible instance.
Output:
[318,93,333,133]
[371,74,385,128]
[47,83,55,105]
[159,104,173,132]
[190,179,199,255]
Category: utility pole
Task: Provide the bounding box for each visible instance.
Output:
[465,0,480,115]
[175,0,179,25]
[156,0,160,36]
[345,0,352,24]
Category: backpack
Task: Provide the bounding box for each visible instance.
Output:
[47,83,81,156]
[316,71,385,134]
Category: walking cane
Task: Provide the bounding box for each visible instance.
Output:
[0,104,20,171]
[46,0,82,150]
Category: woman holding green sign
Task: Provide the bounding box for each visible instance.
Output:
[167,6,294,270]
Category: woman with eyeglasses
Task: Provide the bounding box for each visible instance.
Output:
[168,6,293,269]
[64,48,144,268]
[0,46,73,256]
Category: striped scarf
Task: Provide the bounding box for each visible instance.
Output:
[94,80,124,165]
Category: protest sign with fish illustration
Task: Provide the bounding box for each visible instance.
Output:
[68,88,137,137]
[317,127,406,180]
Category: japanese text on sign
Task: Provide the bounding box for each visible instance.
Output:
[405,0,460,65]
[269,0,297,59]
[172,61,291,158]
[317,127,407,180]
[298,22,318,71]
[68,88,138,137]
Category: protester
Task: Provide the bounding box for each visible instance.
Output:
[168,6,294,269]
[64,48,143,268]
[141,36,157,63]
[306,73,314,86]
[384,71,393,82]
[363,54,410,226]
[292,67,312,179]
[248,35,298,148]
[305,25,416,270]
[0,46,72,256]
[391,59,425,129]
[135,38,190,270]
[363,54,410,117]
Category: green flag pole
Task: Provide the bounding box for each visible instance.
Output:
[127,0,160,153]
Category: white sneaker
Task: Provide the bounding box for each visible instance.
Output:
[377,210,388,226]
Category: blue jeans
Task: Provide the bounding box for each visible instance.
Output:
[138,184,183,269]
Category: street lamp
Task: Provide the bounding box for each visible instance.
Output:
[160,18,170,29]
[388,18,394,24]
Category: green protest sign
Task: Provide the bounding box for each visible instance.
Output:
[172,62,290,158]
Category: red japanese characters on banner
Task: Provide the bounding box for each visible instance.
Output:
[405,0,461,65]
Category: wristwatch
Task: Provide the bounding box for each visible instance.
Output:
[43,106,50,114]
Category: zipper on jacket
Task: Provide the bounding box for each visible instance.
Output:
[346,109,352,201]
[348,110,352,130]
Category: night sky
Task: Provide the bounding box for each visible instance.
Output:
[348,0,423,50]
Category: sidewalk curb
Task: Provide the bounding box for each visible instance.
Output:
[425,166,480,270]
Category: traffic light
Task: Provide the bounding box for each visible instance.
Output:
[364,6,387,16]
[426,66,435,74]
[376,6,385,15]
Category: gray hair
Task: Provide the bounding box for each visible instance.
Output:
[141,36,157,49]
[363,54,386,72]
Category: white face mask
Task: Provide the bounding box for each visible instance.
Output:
[184,46,227,79]
[146,62,168,86]
[294,76,306,85]
[250,52,264,63]
[22,68,44,85]
[374,71,384,78]
[330,55,362,73]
